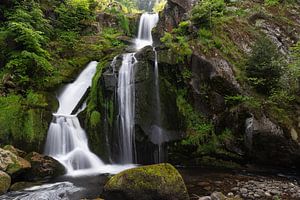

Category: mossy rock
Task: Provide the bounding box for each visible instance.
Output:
[103,163,190,200]
[10,181,42,191]
[0,171,11,195]
[0,148,31,175]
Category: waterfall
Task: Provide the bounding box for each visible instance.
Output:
[117,53,137,163]
[153,47,164,163]
[45,62,134,176]
[135,12,159,50]
[117,12,159,164]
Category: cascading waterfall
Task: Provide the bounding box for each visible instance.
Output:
[135,12,159,50]
[117,12,160,163]
[45,62,134,176]
[117,53,137,163]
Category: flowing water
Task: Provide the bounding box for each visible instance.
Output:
[45,61,134,176]
[135,12,159,50]
[117,12,160,164]
[117,53,137,163]
[153,47,164,163]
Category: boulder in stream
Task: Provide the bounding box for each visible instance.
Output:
[20,152,65,181]
[103,163,189,200]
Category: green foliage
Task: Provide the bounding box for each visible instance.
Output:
[153,0,167,12]
[173,21,191,36]
[191,0,225,28]
[90,111,101,127]
[161,33,192,63]
[246,36,285,94]
[117,14,130,35]
[54,0,95,33]
[225,95,261,109]
[265,0,280,6]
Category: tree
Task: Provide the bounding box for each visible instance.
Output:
[245,36,284,94]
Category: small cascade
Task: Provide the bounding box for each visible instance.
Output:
[153,48,164,163]
[116,12,160,164]
[135,12,159,50]
[45,62,134,176]
[117,53,137,163]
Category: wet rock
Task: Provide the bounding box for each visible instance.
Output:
[9,181,42,191]
[210,192,226,200]
[0,171,11,195]
[103,163,189,200]
[19,152,65,181]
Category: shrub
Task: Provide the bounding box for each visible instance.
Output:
[191,0,225,28]
[245,36,284,94]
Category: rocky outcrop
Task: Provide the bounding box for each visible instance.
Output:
[154,0,193,39]
[103,163,189,200]
[0,171,11,195]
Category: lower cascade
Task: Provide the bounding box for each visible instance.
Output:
[117,53,137,164]
[45,62,133,176]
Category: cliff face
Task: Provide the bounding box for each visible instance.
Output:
[153,0,300,168]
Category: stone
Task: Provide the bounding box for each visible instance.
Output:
[20,152,65,181]
[0,148,31,175]
[198,196,211,200]
[0,171,11,195]
[211,192,226,200]
[240,188,248,194]
[10,181,41,191]
[3,145,26,158]
[227,192,234,197]
[103,163,189,200]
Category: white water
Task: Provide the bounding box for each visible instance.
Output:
[153,48,164,163]
[117,53,137,163]
[45,62,134,176]
[135,12,159,50]
[117,13,159,163]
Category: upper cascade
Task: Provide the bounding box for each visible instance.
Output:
[56,62,97,115]
[135,12,159,50]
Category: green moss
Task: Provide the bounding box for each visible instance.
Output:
[90,111,101,128]
[0,171,11,195]
[104,163,189,200]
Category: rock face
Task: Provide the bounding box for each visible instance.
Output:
[0,171,11,195]
[89,46,185,164]
[245,115,300,168]
[103,163,190,200]
[19,152,65,181]
[155,0,192,39]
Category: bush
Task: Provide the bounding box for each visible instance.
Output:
[191,0,225,28]
[245,36,284,94]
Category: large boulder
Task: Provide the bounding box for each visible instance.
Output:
[0,148,31,175]
[245,115,300,168]
[19,152,65,181]
[0,171,11,195]
[103,163,189,200]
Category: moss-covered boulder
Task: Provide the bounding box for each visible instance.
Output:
[103,163,189,200]
[0,148,31,175]
[0,171,11,195]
